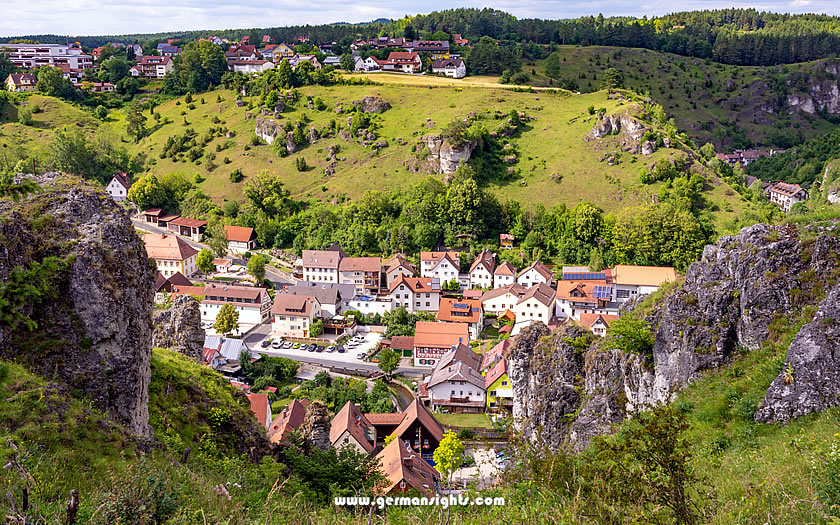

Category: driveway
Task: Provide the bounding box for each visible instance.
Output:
[451,446,502,489]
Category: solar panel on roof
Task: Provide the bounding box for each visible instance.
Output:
[563,272,606,281]
[593,285,612,299]
[453,303,470,309]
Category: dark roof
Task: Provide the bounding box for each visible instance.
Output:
[432,58,464,69]
[111,172,131,191]
[166,271,192,287]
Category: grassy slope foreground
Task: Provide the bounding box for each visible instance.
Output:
[527,45,839,149]
[105,84,751,228]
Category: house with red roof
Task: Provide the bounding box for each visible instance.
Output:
[485,358,512,411]
[579,313,620,337]
[224,225,256,254]
[338,256,381,295]
[5,73,36,92]
[268,399,310,444]
[516,261,553,288]
[247,393,272,429]
[493,261,517,288]
[375,438,440,496]
[468,249,496,289]
[201,283,272,334]
[382,52,422,73]
[388,275,441,314]
[437,297,484,340]
[143,233,199,278]
[423,343,485,413]
[271,293,321,338]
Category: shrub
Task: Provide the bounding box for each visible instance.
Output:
[250,135,262,146]
[207,407,231,429]
[229,168,244,183]
[295,157,307,171]
[17,106,33,126]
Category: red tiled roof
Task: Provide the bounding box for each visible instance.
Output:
[485,357,509,389]
[494,261,517,276]
[389,275,439,294]
[437,297,482,324]
[271,293,317,317]
[390,336,415,351]
[143,233,199,261]
[330,401,374,452]
[169,217,207,228]
[268,399,310,444]
[247,393,270,427]
[339,256,381,272]
[224,225,256,243]
[375,438,440,496]
[481,339,510,370]
[392,399,444,444]
[413,321,468,349]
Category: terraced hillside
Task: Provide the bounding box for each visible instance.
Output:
[527,45,840,149]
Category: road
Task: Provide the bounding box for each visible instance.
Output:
[132,217,295,286]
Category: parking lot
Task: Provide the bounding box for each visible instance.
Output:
[253,331,383,368]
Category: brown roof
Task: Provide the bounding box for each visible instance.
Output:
[413,321,469,349]
[481,283,526,302]
[268,399,310,444]
[437,297,482,324]
[768,181,806,198]
[390,336,415,351]
[111,172,131,191]
[213,258,231,267]
[143,233,199,261]
[166,271,192,287]
[469,249,496,274]
[518,282,556,307]
[579,313,620,330]
[485,357,509,389]
[613,265,676,287]
[143,208,163,216]
[301,249,343,269]
[202,283,265,306]
[247,393,270,427]
[365,413,406,425]
[375,438,440,496]
[138,55,171,65]
[169,217,207,228]
[271,293,317,317]
[386,51,420,62]
[420,251,460,268]
[224,225,256,243]
[494,261,517,276]
[433,342,482,372]
[170,285,205,297]
[384,254,416,274]
[392,399,444,444]
[518,261,553,281]
[6,73,36,85]
[389,275,440,294]
[330,401,374,452]
[339,256,381,272]
[155,272,169,293]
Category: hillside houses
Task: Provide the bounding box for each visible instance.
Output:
[517,261,553,288]
[437,297,483,340]
[420,251,460,282]
[201,283,271,334]
[106,172,131,201]
[389,275,441,313]
[143,233,198,278]
[469,250,496,289]
[432,58,466,78]
[766,181,808,212]
[133,56,173,78]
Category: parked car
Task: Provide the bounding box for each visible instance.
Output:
[282,341,293,349]
[356,352,366,360]
[292,342,301,349]
[307,344,316,352]
[271,340,282,349]
[337,345,346,353]
[326,345,336,353]
[260,340,271,348]
[316,345,325,353]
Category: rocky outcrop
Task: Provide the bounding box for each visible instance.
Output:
[755,283,840,423]
[509,324,585,448]
[255,117,283,145]
[648,223,839,403]
[152,295,204,362]
[0,173,155,438]
[301,400,331,451]
[420,135,476,174]
[285,131,297,153]
[586,111,646,141]
[352,96,391,113]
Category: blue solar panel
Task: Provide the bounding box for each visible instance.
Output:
[593,285,612,299]
[563,272,606,281]
[453,303,470,309]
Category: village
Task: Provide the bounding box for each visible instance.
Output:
[122,159,680,493]
[3,33,468,96]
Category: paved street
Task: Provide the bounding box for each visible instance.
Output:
[132,217,295,286]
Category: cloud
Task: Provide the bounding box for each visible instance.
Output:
[2,0,840,37]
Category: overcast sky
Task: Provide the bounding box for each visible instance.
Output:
[2,1,839,38]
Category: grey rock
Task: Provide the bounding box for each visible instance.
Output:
[254,117,282,145]
[641,140,655,155]
[0,173,155,438]
[420,135,476,174]
[152,295,204,362]
[353,96,391,113]
[755,283,840,423]
[286,131,297,153]
[302,400,331,451]
[586,111,646,141]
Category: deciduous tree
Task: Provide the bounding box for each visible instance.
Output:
[214,303,239,336]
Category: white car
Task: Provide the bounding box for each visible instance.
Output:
[326,345,336,353]
[271,340,282,349]
[356,352,366,360]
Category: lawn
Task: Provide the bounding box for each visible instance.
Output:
[434,412,493,429]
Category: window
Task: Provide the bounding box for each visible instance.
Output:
[489,390,496,396]
[501,381,508,387]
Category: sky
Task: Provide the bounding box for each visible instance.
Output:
[2,0,840,38]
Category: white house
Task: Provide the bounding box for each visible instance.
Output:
[383,254,416,288]
[468,250,496,289]
[516,261,553,288]
[284,282,354,318]
[143,233,199,278]
[338,256,381,296]
[388,275,441,313]
[231,59,275,74]
[420,251,460,283]
[480,283,526,316]
[106,172,131,202]
[201,283,271,335]
[302,246,345,284]
[613,265,677,303]
[271,293,321,338]
[202,335,250,374]
[766,181,808,213]
[224,225,256,254]
[511,282,556,324]
[431,58,466,78]
[493,261,517,289]
[579,313,619,337]
[413,321,469,368]
[425,343,485,412]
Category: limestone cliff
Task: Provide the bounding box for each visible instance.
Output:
[511,223,840,451]
[420,135,476,174]
[152,295,204,362]
[0,173,155,438]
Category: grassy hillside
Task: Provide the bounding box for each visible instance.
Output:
[525,45,839,149]
[104,84,752,228]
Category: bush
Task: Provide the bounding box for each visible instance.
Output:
[250,135,262,146]
[815,439,840,508]
[295,157,307,171]
[17,106,33,126]
[229,168,244,183]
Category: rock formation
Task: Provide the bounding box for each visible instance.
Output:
[586,111,646,141]
[755,283,840,423]
[152,295,204,362]
[420,135,476,174]
[255,117,283,145]
[511,222,840,451]
[301,400,331,451]
[0,173,155,438]
[352,96,391,113]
